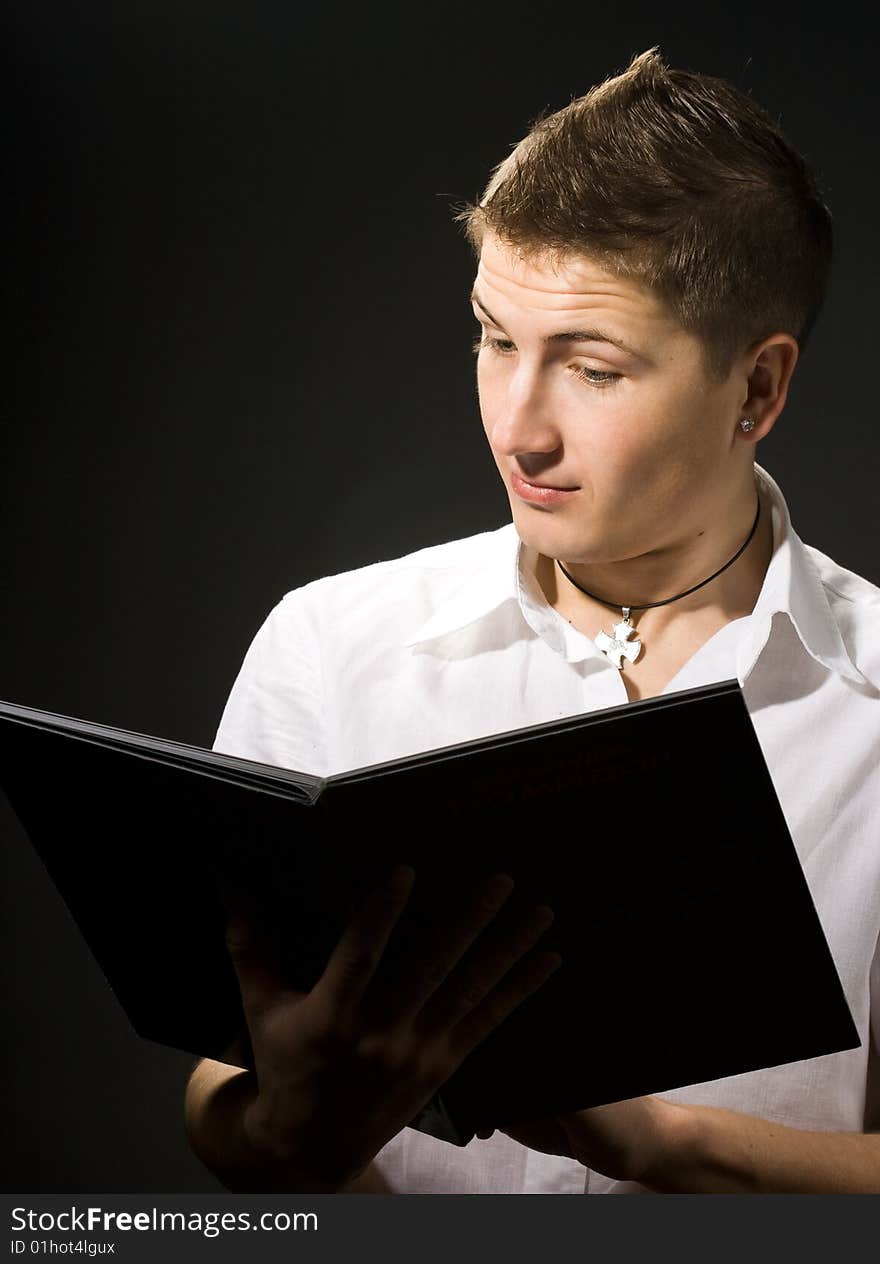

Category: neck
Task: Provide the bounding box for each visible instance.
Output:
[535,477,775,641]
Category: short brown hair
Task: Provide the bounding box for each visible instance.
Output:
[453,48,832,382]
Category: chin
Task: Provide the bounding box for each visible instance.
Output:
[510,507,621,568]
[510,508,584,560]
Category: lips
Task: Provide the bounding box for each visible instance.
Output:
[512,472,579,491]
[510,471,580,506]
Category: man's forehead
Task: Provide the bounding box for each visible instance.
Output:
[474,231,671,325]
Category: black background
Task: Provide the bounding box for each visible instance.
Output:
[3,0,877,1191]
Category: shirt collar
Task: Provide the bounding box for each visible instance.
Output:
[405,462,865,686]
[735,464,865,685]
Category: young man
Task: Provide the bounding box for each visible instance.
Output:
[184,48,880,1193]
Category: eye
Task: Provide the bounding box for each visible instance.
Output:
[471,336,621,388]
[472,335,514,356]
[570,364,621,387]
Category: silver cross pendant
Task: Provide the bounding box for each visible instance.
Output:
[594,607,642,670]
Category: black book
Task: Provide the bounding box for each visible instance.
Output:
[0,681,859,1147]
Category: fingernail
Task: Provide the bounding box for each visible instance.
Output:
[225,910,249,937]
[487,873,515,896]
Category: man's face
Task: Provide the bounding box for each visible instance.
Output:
[472,231,749,567]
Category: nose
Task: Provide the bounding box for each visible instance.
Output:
[483,370,562,460]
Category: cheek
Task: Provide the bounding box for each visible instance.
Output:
[477,375,511,451]
[567,401,651,472]
[476,371,492,429]
[569,404,690,507]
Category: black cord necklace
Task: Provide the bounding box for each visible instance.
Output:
[555,495,762,670]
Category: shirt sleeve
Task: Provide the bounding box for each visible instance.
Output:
[211,590,328,777]
[865,930,880,1131]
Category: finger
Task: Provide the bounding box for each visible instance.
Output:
[450,947,562,1062]
[222,895,289,1020]
[377,872,517,1023]
[319,863,416,1007]
[438,899,563,1060]
[418,900,555,1033]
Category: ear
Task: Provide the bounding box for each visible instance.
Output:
[738,333,799,442]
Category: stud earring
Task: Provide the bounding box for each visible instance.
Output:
[740,417,756,432]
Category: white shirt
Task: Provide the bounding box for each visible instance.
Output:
[213,462,880,1193]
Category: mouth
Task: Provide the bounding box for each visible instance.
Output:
[511,471,580,492]
[510,471,580,506]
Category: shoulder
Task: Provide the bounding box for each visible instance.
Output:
[300,522,513,593]
[804,542,880,689]
[266,522,515,639]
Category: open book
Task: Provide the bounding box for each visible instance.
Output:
[0,680,859,1146]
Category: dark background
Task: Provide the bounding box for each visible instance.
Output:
[3,1,877,1191]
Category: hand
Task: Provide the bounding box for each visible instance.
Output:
[222,865,561,1189]
[497,1095,681,1183]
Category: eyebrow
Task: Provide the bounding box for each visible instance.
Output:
[469,289,640,358]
